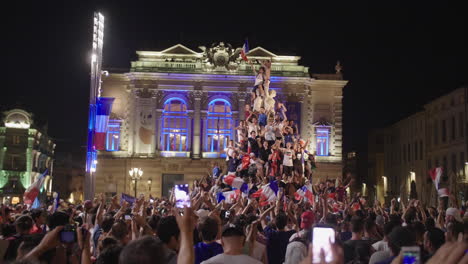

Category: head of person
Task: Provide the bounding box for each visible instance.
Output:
[263,141,269,148]
[228,140,234,147]
[411,221,426,242]
[259,66,265,74]
[383,221,400,240]
[110,220,130,245]
[445,220,464,242]
[97,244,123,264]
[387,227,416,256]
[250,152,256,160]
[30,209,47,226]
[47,210,70,229]
[250,131,256,138]
[245,104,251,111]
[118,236,165,264]
[446,207,463,223]
[260,107,265,114]
[15,215,33,235]
[275,212,288,230]
[300,211,315,231]
[286,142,292,149]
[424,217,436,230]
[157,216,180,251]
[423,228,445,254]
[350,216,364,234]
[364,218,377,236]
[198,216,219,243]
[221,223,245,252]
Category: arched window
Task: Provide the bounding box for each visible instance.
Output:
[204,99,233,155]
[161,98,189,152]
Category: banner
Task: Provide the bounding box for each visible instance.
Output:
[95,97,115,150]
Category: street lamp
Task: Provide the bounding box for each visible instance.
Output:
[148,178,152,192]
[129,168,143,197]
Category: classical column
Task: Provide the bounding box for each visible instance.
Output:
[192,91,203,159]
[238,92,247,121]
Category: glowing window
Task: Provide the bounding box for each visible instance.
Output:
[162,98,189,152]
[205,99,233,154]
[316,127,330,156]
[106,120,121,151]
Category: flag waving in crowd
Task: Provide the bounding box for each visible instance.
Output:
[23,169,48,205]
[240,38,249,61]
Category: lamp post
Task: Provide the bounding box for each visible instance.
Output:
[129,168,143,197]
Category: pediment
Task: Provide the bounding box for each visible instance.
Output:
[160,44,198,55]
[246,47,277,57]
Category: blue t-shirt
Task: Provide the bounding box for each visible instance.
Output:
[212,166,221,178]
[264,226,295,264]
[194,242,224,264]
[258,113,267,126]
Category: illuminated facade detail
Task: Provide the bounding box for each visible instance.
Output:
[316,127,330,156]
[161,98,190,152]
[0,109,55,203]
[106,119,122,151]
[204,99,234,157]
[95,42,348,198]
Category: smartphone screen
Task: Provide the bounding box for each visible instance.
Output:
[312,227,335,263]
[60,225,76,243]
[174,183,190,208]
[124,214,132,221]
[402,246,420,264]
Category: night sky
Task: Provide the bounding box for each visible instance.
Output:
[2,1,467,162]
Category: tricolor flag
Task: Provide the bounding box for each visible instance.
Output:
[95,97,115,150]
[223,174,249,193]
[217,190,239,204]
[294,185,314,201]
[241,39,249,61]
[437,187,449,197]
[23,170,48,205]
[429,167,443,190]
[251,181,279,206]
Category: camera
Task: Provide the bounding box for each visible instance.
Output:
[60,224,76,243]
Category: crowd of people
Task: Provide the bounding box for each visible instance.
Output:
[1,60,467,264]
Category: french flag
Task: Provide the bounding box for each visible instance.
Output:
[217,190,239,204]
[294,185,314,201]
[428,167,443,190]
[252,181,279,205]
[224,174,249,193]
[95,97,115,150]
[23,170,48,205]
[241,39,249,61]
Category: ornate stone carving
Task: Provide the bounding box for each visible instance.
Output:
[135,88,154,98]
[199,42,241,70]
[188,91,208,108]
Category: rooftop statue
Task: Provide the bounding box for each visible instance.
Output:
[199,42,241,70]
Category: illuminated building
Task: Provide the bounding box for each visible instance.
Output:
[0,109,55,204]
[371,86,468,205]
[95,43,348,197]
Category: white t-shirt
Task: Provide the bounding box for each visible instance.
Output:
[282,149,294,167]
[237,128,246,142]
[201,253,262,264]
[248,123,259,135]
[265,125,275,141]
[254,74,264,86]
[372,240,389,252]
[224,147,235,161]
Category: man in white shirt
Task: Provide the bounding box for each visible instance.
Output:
[202,224,261,264]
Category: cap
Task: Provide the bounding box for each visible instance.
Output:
[446,207,463,223]
[250,152,256,157]
[300,211,315,229]
[221,223,244,237]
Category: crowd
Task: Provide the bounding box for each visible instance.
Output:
[1,60,467,264]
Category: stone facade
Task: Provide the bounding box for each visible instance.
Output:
[95,43,348,198]
[370,87,468,206]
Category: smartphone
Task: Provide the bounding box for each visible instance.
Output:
[150,198,154,203]
[174,183,190,208]
[124,214,132,220]
[312,227,335,263]
[60,224,76,243]
[402,246,420,264]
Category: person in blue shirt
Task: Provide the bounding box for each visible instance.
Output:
[258,107,267,128]
[194,216,223,264]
